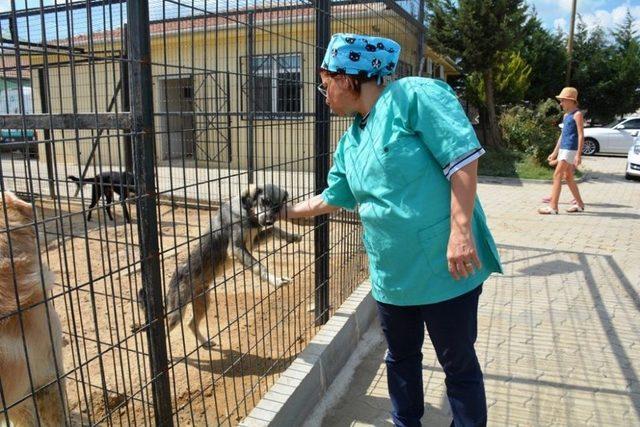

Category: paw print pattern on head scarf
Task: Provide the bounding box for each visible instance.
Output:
[349,51,361,62]
[321,33,401,81]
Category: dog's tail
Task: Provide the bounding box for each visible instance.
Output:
[67,175,85,187]
[68,175,101,186]
[164,230,229,330]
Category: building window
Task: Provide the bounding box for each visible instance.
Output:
[242,53,302,118]
[432,63,444,80]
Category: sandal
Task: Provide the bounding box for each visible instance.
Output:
[542,196,577,204]
[538,206,559,215]
[566,205,584,213]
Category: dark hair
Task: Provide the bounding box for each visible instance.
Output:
[319,68,377,94]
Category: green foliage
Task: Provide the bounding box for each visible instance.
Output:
[465,51,532,107]
[477,148,573,180]
[611,11,640,119]
[425,0,529,147]
[569,14,640,123]
[517,15,568,103]
[425,0,529,73]
[535,98,563,123]
[477,148,520,177]
[570,22,618,123]
[499,99,562,164]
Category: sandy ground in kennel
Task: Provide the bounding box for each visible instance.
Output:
[33,197,367,426]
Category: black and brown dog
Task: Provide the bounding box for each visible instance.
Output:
[68,172,136,223]
[132,184,301,348]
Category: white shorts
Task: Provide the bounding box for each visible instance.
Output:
[558,149,578,165]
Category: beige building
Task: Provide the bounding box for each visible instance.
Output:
[26,5,454,171]
[423,46,460,82]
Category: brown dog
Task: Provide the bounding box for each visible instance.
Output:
[0,191,66,425]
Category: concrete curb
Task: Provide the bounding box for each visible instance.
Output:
[240,280,377,427]
[479,172,590,185]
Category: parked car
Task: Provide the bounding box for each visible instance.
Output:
[626,136,640,180]
[582,116,640,155]
[0,129,37,157]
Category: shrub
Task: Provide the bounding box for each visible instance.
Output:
[499,99,562,165]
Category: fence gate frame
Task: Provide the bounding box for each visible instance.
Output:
[126,0,173,424]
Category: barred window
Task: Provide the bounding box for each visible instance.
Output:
[242,53,302,118]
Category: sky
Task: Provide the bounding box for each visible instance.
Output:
[528,0,640,34]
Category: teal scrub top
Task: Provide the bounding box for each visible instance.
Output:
[321,77,502,306]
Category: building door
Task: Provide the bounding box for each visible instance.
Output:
[157,77,194,160]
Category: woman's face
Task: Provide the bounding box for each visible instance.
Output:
[320,73,358,116]
[559,98,577,112]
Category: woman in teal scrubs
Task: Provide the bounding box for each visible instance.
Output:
[283,34,502,427]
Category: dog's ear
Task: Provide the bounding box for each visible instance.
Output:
[1,191,33,220]
[282,190,289,204]
[241,185,263,210]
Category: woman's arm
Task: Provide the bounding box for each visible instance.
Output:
[281,194,340,225]
[549,136,561,160]
[574,111,584,166]
[448,159,482,280]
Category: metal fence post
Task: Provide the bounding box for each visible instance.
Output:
[417,0,425,71]
[122,25,133,173]
[37,68,56,199]
[314,0,331,326]
[247,11,255,184]
[126,0,173,425]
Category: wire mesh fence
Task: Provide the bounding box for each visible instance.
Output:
[0,0,425,425]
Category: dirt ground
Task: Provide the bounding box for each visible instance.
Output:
[33,196,367,426]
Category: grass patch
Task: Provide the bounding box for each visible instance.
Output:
[478,148,582,180]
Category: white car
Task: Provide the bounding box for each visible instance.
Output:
[582,116,640,155]
[626,137,640,180]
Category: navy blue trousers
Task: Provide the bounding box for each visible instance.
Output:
[376,285,486,427]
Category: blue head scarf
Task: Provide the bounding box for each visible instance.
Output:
[321,33,401,84]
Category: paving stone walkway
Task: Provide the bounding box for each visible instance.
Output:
[321,156,640,426]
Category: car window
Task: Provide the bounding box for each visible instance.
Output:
[621,119,640,130]
[605,119,624,128]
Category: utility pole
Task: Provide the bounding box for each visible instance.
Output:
[566,0,578,85]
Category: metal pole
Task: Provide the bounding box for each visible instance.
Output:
[246,11,255,184]
[122,25,133,173]
[417,0,425,73]
[126,0,173,425]
[314,0,331,326]
[37,68,56,199]
[8,12,29,165]
[566,0,578,85]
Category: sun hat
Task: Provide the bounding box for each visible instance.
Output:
[320,33,401,84]
[555,87,578,101]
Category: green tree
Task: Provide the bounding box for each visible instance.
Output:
[425,0,528,148]
[465,51,532,107]
[612,8,639,51]
[517,14,567,103]
[611,9,640,117]
[570,20,618,123]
